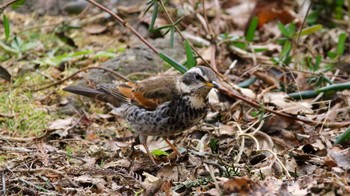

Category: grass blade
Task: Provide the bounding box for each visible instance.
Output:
[336,32,347,56]
[3,14,10,41]
[299,24,323,36]
[184,40,196,68]
[159,52,188,74]
[149,2,159,31]
[335,126,350,144]
[245,16,258,42]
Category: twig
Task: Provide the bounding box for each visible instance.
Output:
[201,0,214,38]
[158,0,236,91]
[204,163,222,195]
[18,178,51,193]
[0,146,35,153]
[312,69,340,103]
[158,0,211,68]
[34,66,130,91]
[0,135,32,142]
[297,0,314,46]
[258,149,291,178]
[0,0,19,12]
[218,86,350,128]
[86,0,159,55]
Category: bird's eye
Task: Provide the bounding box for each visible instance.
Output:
[195,74,203,81]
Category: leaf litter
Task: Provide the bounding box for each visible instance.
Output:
[0,0,350,195]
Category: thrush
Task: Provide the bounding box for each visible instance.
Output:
[63,66,218,164]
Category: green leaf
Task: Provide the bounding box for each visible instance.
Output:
[335,126,350,144]
[288,90,318,100]
[184,40,196,68]
[151,149,169,156]
[21,41,41,51]
[93,51,118,59]
[208,138,219,153]
[231,41,247,50]
[144,0,155,13]
[159,52,188,74]
[306,11,319,24]
[151,24,172,32]
[148,2,159,31]
[299,24,323,36]
[280,40,292,59]
[327,51,337,59]
[278,22,290,37]
[3,14,10,41]
[315,55,321,69]
[237,77,257,88]
[253,47,268,53]
[11,0,26,9]
[0,41,18,53]
[316,82,350,93]
[336,32,347,56]
[245,16,258,42]
[287,23,296,37]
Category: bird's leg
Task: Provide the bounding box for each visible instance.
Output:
[140,135,157,165]
[163,137,181,156]
[142,143,157,165]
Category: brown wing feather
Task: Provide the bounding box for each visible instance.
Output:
[131,76,181,109]
[65,76,182,111]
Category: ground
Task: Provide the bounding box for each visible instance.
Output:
[0,0,350,195]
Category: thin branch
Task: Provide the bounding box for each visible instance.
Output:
[86,0,159,55]
[217,86,350,128]
[158,0,211,67]
[297,0,314,46]
[0,0,19,12]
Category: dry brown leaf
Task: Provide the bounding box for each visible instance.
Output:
[83,24,108,35]
[221,176,254,194]
[328,146,350,170]
[246,0,299,30]
[263,92,313,115]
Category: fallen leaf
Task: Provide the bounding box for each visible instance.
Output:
[83,24,108,35]
[328,146,350,170]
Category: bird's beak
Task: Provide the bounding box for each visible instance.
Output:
[205,81,219,88]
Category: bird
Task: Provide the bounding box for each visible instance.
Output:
[63,66,218,165]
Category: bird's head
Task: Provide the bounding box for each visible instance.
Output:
[181,66,218,97]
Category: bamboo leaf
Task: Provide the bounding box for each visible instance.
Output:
[335,126,350,144]
[159,52,188,74]
[245,16,258,42]
[148,2,159,31]
[184,40,196,68]
[336,32,347,56]
[299,24,323,36]
[3,14,10,41]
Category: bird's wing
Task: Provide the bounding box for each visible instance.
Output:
[117,76,182,110]
[63,76,182,110]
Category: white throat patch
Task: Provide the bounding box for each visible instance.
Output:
[188,96,206,108]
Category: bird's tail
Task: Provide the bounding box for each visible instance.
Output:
[63,84,129,107]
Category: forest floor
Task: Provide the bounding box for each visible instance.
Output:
[1,0,350,195]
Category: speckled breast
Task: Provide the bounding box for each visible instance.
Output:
[123,96,208,136]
